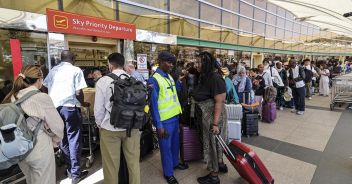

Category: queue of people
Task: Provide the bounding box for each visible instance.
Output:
[1,49,348,184]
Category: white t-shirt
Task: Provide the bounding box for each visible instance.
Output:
[44,62,87,107]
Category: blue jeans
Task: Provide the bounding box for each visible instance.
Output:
[57,106,82,178]
[158,119,180,177]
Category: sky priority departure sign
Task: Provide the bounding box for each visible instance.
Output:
[46,9,136,40]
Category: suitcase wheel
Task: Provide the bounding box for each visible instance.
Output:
[86,155,94,168]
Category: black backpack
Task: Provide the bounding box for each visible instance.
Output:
[107,73,147,136]
[304,68,313,83]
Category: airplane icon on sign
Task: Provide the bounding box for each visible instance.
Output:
[55,19,66,24]
[53,15,68,29]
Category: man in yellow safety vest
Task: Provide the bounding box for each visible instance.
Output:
[147,51,188,184]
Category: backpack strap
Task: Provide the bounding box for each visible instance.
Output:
[14,90,41,105]
[106,73,119,80]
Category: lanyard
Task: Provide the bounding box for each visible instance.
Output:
[162,75,174,92]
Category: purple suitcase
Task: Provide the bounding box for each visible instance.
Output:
[262,102,277,123]
[180,126,203,162]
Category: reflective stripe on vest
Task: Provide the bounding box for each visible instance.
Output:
[153,72,182,121]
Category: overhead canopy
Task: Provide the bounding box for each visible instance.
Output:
[268,0,352,37]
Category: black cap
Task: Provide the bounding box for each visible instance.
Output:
[158,51,176,63]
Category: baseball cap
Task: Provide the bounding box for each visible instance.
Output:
[158,51,176,63]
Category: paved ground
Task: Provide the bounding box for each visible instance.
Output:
[56,94,352,184]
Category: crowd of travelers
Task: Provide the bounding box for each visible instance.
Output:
[0,50,351,184]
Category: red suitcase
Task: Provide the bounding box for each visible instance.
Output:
[216,135,274,184]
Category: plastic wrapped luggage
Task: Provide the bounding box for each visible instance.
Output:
[228,120,241,142]
[216,135,274,184]
[225,104,243,120]
[262,102,277,123]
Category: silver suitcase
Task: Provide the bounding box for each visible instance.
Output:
[225,104,243,120]
[228,120,241,142]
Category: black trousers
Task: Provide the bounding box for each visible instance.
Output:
[292,87,306,111]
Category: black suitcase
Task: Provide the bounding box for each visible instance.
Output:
[140,126,154,159]
[140,113,154,160]
[241,93,259,137]
[242,113,259,137]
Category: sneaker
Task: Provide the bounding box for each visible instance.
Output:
[219,163,228,173]
[174,163,189,170]
[164,175,179,184]
[308,97,312,100]
[296,111,304,115]
[197,174,220,184]
[291,109,297,113]
[279,107,284,111]
[71,170,89,184]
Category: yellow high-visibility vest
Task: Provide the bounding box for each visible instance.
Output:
[153,72,182,121]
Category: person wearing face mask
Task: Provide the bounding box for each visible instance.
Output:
[288,59,306,115]
[3,65,64,184]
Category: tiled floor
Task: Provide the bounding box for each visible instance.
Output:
[54,95,352,184]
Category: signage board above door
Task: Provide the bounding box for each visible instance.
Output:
[46,9,136,40]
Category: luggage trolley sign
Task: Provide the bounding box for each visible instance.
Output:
[137,54,147,70]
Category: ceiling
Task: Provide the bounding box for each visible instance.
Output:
[268,0,352,38]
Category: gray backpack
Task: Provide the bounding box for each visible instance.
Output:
[0,90,42,170]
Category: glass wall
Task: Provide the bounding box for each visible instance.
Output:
[0,29,48,86]
[63,0,116,19]
[0,0,58,14]
[1,0,351,54]
[119,3,168,33]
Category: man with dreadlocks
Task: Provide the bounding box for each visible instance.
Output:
[192,51,228,184]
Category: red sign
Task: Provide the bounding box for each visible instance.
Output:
[46,9,136,40]
[10,39,23,79]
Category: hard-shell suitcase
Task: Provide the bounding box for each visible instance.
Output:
[228,120,241,142]
[216,135,274,184]
[262,102,277,123]
[242,113,259,136]
[180,125,203,162]
[241,93,259,136]
[225,104,243,120]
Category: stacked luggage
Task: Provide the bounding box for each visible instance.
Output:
[225,104,242,142]
[241,93,260,137]
[262,86,277,123]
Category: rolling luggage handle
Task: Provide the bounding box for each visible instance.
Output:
[215,135,236,161]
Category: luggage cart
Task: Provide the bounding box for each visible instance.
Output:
[0,165,25,184]
[81,105,99,168]
[330,74,352,111]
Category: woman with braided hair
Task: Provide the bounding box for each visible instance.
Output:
[192,51,228,184]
